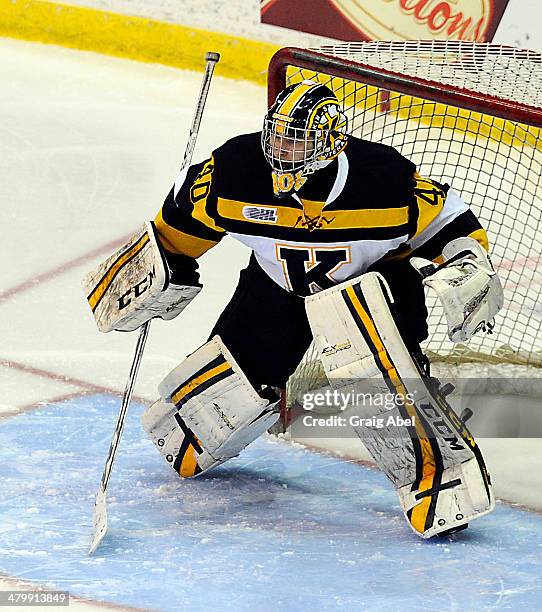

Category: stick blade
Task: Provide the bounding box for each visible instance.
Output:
[89,486,108,555]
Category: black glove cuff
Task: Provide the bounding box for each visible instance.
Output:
[164,250,201,287]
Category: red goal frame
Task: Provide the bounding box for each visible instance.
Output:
[267,47,542,128]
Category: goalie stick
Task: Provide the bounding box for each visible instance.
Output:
[89,51,221,555]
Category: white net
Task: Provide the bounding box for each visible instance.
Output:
[316,41,542,107]
[277,41,542,404]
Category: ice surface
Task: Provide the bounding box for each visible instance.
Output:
[0,37,257,393]
[1,394,542,611]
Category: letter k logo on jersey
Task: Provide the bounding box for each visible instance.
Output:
[277,246,351,295]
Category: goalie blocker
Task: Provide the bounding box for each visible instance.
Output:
[305,272,494,538]
[82,222,201,332]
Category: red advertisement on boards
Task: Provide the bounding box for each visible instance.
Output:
[261,0,511,43]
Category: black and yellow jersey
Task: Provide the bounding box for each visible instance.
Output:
[155,132,488,296]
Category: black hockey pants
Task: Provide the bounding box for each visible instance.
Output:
[209,254,429,391]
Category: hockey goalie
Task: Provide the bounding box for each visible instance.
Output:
[83,81,503,538]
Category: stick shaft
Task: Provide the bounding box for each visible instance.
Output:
[101,320,150,490]
[100,51,220,492]
[90,52,220,554]
[174,52,220,197]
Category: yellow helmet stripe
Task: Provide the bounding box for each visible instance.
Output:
[276,82,320,119]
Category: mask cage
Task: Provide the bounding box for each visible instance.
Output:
[262,117,325,173]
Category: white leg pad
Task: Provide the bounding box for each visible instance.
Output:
[142,336,279,478]
[305,272,494,538]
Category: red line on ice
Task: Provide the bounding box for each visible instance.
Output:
[0,233,132,303]
[0,358,150,408]
[0,391,85,419]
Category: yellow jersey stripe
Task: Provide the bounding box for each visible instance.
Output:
[172,361,232,405]
[298,198,325,218]
[384,226,490,266]
[412,175,447,239]
[217,198,409,230]
[190,156,225,234]
[154,209,220,258]
[87,232,149,312]
[469,228,489,251]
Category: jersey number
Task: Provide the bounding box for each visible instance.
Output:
[277,246,350,296]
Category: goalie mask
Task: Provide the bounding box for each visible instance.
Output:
[262,81,349,196]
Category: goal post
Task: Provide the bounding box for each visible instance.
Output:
[267,41,542,423]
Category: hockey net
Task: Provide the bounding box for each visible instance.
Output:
[267,41,542,413]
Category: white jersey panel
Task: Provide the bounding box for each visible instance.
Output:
[228,231,408,292]
[408,189,469,251]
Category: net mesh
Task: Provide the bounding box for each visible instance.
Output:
[279,42,542,404]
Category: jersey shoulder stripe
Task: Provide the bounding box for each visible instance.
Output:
[154,208,221,258]
[411,174,448,239]
[216,197,410,232]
